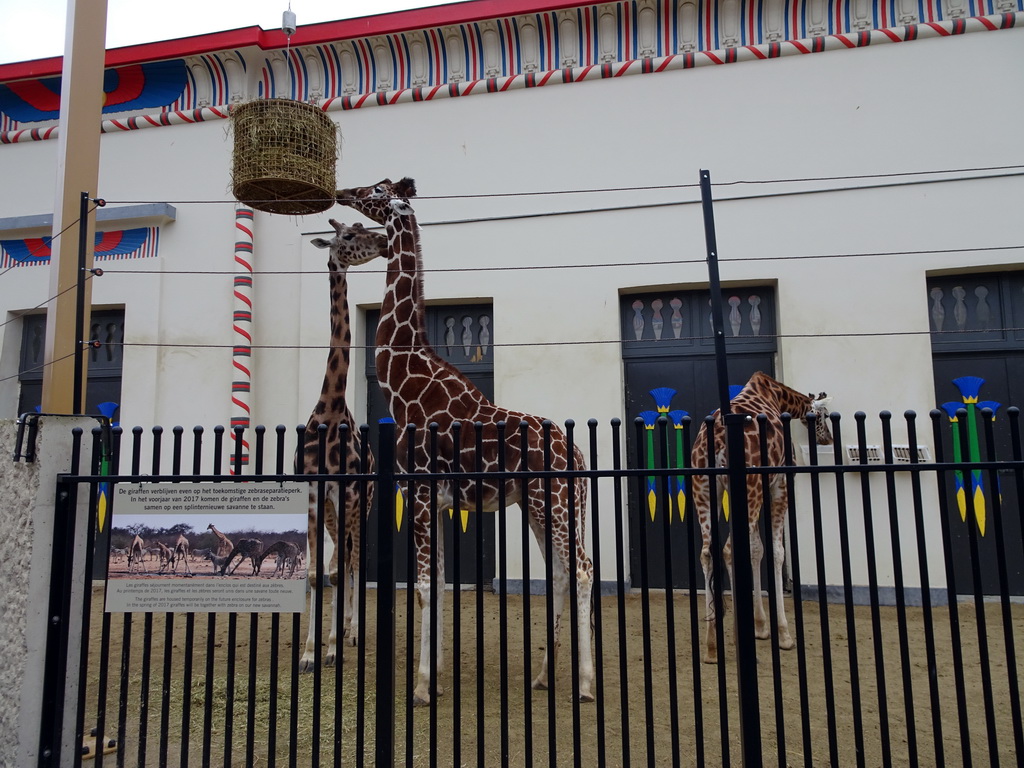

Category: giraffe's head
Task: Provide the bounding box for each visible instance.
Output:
[807,392,833,445]
[336,177,417,225]
[310,220,388,271]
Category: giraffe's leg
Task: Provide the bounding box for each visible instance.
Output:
[771,479,795,650]
[413,499,445,707]
[573,476,596,703]
[342,523,358,647]
[526,477,596,703]
[341,483,359,647]
[302,491,340,671]
[750,515,770,640]
[530,528,568,693]
[692,471,719,664]
[323,491,342,667]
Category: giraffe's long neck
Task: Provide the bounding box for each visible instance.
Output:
[762,376,812,417]
[316,270,353,412]
[375,207,431,383]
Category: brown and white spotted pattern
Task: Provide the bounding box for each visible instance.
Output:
[207,523,233,558]
[299,221,384,671]
[691,370,832,664]
[172,533,191,575]
[337,178,595,706]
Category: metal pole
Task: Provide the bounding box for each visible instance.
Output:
[73,191,89,414]
[699,169,763,766]
[374,419,397,767]
[699,170,732,418]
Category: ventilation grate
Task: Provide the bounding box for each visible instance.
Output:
[846,444,932,463]
[846,445,883,464]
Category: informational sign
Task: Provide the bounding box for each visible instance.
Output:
[105,482,308,613]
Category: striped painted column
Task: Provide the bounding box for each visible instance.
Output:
[231,205,255,471]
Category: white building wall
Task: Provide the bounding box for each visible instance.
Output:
[1,14,1021,590]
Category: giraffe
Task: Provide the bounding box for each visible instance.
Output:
[336,178,595,706]
[171,533,191,575]
[127,534,146,574]
[256,540,303,579]
[297,219,384,670]
[690,370,832,664]
[220,538,263,576]
[155,541,174,573]
[207,523,233,558]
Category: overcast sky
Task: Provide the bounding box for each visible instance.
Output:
[1,0,474,65]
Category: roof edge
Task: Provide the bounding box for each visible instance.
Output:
[0,0,583,82]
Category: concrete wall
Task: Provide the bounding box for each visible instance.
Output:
[0,417,97,766]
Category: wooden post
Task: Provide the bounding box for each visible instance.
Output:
[41,0,108,413]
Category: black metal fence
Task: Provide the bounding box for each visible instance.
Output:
[38,408,1024,767]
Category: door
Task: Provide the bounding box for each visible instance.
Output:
[929,272,1024,596]
[364,305,497,586]
[622,287,778,589]
[932,355,1024,595]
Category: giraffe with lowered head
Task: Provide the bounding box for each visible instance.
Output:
[690,370,832,664]
[337,178,595,706]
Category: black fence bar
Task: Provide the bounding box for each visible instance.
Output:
[655,417,681,768]
[829,414,866,768]
[880,412,920,765]
[683,413,704,768]
[854,411,894,768]
[375,418,397,768]
[451,422,463,768]
[610,418,632,768]
[906,412,945,768]
[632,417,656,766]
[474,423,487,768]
[497,421,511,768]
[956,411,999,764]
[1003,409,1024,758]
[781,414,813,768]
[37,412,1024,767]
[38,430,82,768]
[587,418,608,768]
[806,419,838,768]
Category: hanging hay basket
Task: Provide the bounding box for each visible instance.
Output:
[231,99,338,215]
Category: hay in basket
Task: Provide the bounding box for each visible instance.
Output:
[231,99,338,215]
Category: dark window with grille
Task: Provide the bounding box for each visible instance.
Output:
[364,304,495,586]
[621,286,778,589]
[18,309,125,421]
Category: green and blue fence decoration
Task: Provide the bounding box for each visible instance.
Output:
[639,387,689,522]
[639,409,660,521]
[940,376,1002,537]
[668,409,689,521]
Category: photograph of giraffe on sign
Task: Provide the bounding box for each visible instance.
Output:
[105,483,308,613]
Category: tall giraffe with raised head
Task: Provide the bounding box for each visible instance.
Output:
[691,370,832,663]
[207,524,233,557]
[298,220,384,671]
[337,178,595,706]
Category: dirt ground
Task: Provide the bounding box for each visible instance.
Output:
[79,584,1022,767]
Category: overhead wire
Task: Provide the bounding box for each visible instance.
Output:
[92,162,1024,206]
[2,168,1021,384]
[90,242,1024,277]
